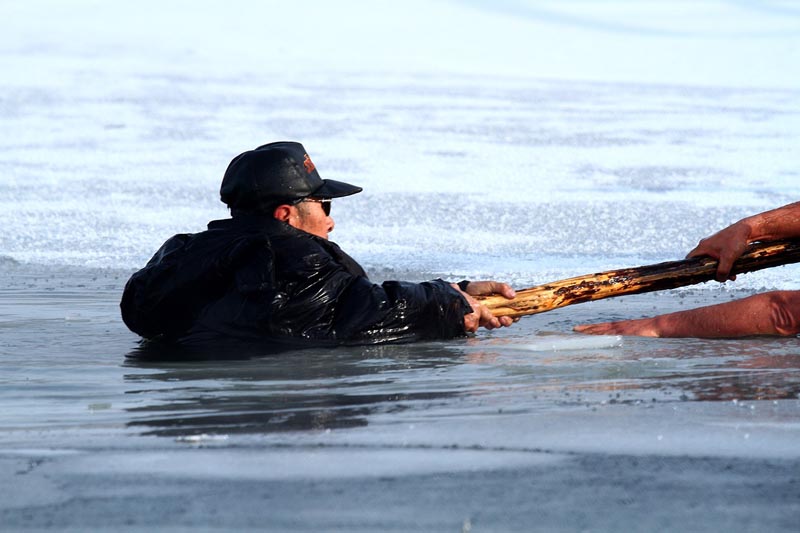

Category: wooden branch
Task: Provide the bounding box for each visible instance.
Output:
[476,239,800,319]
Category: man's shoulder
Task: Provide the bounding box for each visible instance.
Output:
[141,219,271,272]
[271,232,367,278]
[269,230,331,270]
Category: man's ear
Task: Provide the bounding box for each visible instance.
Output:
[273,204,293,222]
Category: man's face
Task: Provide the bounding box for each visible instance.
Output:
[291,198,334,239]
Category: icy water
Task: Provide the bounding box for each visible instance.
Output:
[2,0,800,531]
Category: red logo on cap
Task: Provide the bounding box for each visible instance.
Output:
[303,154,316,174]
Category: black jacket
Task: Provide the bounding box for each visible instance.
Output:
[121,214,471,346]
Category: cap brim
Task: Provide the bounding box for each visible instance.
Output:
[312,179,363,199]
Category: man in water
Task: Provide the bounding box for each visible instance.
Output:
[121,141,516,346]
[575,201,800,338]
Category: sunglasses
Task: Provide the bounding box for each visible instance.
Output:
[298,197,332,216]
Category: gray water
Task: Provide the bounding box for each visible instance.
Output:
[2,1,800,531]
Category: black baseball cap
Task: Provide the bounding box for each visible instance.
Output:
[220,141,362,212]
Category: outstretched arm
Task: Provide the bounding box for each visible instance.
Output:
[574,290,800,338]
[689,201,800,281]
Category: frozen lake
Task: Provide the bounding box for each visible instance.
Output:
[1,0,799,530]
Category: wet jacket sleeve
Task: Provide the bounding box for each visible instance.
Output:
[269,240,471,343]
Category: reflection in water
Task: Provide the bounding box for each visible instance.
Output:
[463,335,800,405]
[121,333,800,439]
[124,342,468,437]
[629,337,800,402]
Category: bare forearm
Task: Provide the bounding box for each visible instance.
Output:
[575,291,800,338]
[742,201,800,242]
[689,202,800,281]
[647,292,799,337]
